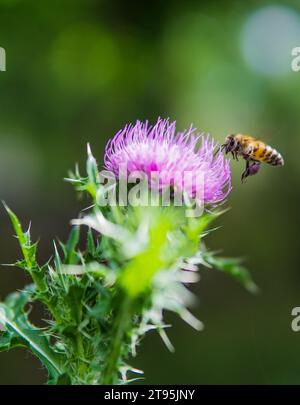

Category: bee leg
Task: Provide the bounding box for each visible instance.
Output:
[231,151,239,161]
[241,161,250,183]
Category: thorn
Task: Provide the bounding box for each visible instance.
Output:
[159,328,175,352]
[87,143,92,156]
[2,200,9,212]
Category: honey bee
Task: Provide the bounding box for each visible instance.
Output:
[222,134,284,182]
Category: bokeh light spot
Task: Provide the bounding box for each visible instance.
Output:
[241,5,300,77]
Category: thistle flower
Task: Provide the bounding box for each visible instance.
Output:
[104,118,232,205]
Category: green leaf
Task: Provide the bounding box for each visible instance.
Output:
[65,285,84,325]
[65,146,100,200]
[55,373,71,385]
[0,332,23,351]
[3,202,36,270]
[120,210,178,297]
[202,252,258,293]
[87,228,96,257]
[0,286,63,382]
[3,203,47,292]
[65,226,80,264]
[185,209,227,241]
[53,241,68,292]
[86,144,99,199]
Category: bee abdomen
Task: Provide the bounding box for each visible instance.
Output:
[263,147,284,166]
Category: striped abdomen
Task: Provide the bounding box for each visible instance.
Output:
[251,141,284,166]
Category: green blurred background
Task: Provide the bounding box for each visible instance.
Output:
[0,0,300,384]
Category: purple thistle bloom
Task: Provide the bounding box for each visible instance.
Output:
[104,118,232,205]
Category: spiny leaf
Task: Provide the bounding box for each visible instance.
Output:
[3,203,48,291]
[55,373,71,385]
[86,228,96,257]
[53,241,68,292]
[65,285,84,325]
[86,143,99,199]
[185,209,227,240]
[0,286,63,382]
[3,202,36,270]
[202,252,258,293]
[64,226,80,264]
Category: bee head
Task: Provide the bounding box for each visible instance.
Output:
[222,134,237,154]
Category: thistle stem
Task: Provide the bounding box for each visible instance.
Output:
[101,295,131,384]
